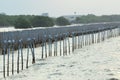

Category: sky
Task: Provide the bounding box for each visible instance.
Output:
[0,0,120,17]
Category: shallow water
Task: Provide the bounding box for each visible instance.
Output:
[0,35,120,80]
[0,26,120,80]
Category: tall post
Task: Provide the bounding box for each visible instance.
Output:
[26,42,29,68]
[12,40,15,75]
[3,40,7,78]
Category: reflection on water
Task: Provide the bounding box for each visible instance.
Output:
[0,27,15,32]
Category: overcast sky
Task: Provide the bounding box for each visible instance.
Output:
[0,0,120,17]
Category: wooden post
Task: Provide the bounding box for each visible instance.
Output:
[17,44,20,73]
[92,32,94,44]
[83,34,85,47]
[97,32,100,43]
[77,34,79,48]
[18,40,24,70]
[81,33,83,48]
[89,34,91,45]
[26,43,29,68]
[55,35,58,56]
[63,35,65,56]
[72,33,74,52]
[7,40,11,76]
[75,33,77,49]
[12,40,15,75]
[41,41,44,59]
[68,33,70,54]
[51,38,52,56]
[54,37,56,56]
[48,35,51,56]
[3,40,7,78]
[60,34,62,56]
[65,34,67,55]
[85,35,87,46]
[44,36,47,58]
[74,34,77,49]
[30,40,35,64]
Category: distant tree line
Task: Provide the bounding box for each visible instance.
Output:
[1,13,120,28]
[75,14,120,24]
[0,13,70,28]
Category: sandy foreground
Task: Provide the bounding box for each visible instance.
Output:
[0,36,120,80]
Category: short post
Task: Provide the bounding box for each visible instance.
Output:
[59,34,62,56]
[41,38,44,59]
[30,39,35,64]
[67,33,70,54]
[72,32,74,52]
[44,35,47,58]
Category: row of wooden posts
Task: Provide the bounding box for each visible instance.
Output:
[1,27,120,78]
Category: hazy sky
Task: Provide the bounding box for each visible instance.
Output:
[0,0,120,17]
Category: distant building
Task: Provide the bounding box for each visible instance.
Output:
[41,13,49,17]
[62,15,82,22]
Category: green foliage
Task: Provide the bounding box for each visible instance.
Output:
[0,14,10,26]
[1,13,120,28]
[31,16,54,27]
[75,14,120,23]
[14,17,31,29]
[56,17,70,26]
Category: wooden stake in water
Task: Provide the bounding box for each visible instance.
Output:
[48,35,52,56]
[78,34,80,48]
[57,37,58,56]
[30,40,35,64]
[83,34,85,46]
[84,34,86,46]
[89,34,91,45]
[74,33,77,49]
[7,40,11,76]
[98,32,100,43]
[81,33,83,48]
[64,33,67,55]
[3,40,7,78]
[44,35,47,58]
[67,33,70,54]
[55,35,58,56]
[72,32,74,52]
[17,42,20,73]
[103,31,105,41]
[41,39,44,59]
[20,40,24,70]
[12,40,15,75]
[54,36,56,56]
[50,36,53,56]
[26,41,30,68]
[92,32,94,44]
[59,34,62,56]
[63,34,65,56]
[54,35,58,56]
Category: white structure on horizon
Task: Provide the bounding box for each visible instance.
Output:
[41,13,49,17]
[62,15,82,22]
